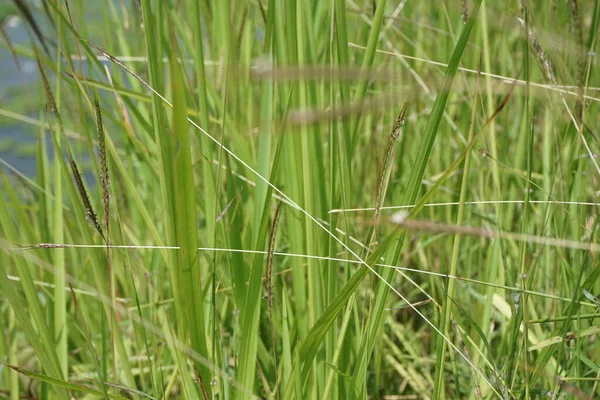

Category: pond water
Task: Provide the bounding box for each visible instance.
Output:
[0,15,42,177]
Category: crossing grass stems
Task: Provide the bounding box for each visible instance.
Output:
[1,1,600,399]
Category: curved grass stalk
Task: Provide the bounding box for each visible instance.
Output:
[330,199,600,213]
[5,242,598,307]
[348,43,600,103]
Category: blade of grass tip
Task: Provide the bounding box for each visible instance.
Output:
[433,52,483,400]
[169,24,211,398]
[0,23,21,70]
[11,0,51,55]
[62,0,86,83]
[265,202,283,399]
[350,0,388,146]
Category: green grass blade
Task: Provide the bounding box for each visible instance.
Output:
[169,27,210,396]
[6,365,130,400]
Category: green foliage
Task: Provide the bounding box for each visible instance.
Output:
[1,1,600,399]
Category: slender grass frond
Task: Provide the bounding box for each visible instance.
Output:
[389,218,600,253]
[11,0,51,55]
[349,43,600,103]
[330,200,600,214]
[265,203,283,399]
[0,23,20,70]
[10,239,598,307]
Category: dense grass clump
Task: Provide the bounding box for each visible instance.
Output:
[1,1,600,399]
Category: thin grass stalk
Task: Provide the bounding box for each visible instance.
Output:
[350,0,387,145]
[51,5,67,381]
[170,25,211,397]
[432,54,482,399]
[0,23,20,70]
[11,0,51,55]
[475,3,506,381]
[280,0,309,345]
[235,135,285,399]
[294,2,325,393]
[8,304,18,400]
[516,4,533,397]
[265,202,283,399]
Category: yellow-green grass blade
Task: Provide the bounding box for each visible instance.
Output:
[6,365,131,400]
[235,120,286,399]
[169,28,211,396]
